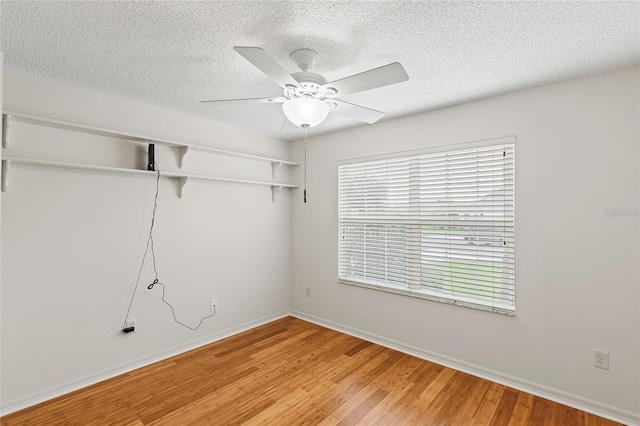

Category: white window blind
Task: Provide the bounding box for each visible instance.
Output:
[338,142,515,315]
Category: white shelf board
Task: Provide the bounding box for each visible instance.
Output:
[2,157,297,200]
[2,112,298,168]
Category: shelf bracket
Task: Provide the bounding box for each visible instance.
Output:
[271,185,283,202]
[2,114,10,149]
[1,160,10,192]
[178,146,189,169]
[178,177,189,198]
[271,162,283,179]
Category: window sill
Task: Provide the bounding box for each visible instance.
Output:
[338,279,516,317]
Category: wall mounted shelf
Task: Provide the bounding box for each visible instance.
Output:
[2,157,297,201]
[1,112,298,175]
[1,111,299,201]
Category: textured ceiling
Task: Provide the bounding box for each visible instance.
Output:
[1,1,639,142]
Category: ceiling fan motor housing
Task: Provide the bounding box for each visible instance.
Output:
[285,71,332,100]
[286,49,337,101]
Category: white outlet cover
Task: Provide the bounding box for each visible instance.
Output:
[594,350,609,370]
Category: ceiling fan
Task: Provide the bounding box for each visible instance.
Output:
[202,47,409,129]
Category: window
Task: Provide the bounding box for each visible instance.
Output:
[338,139,515,315]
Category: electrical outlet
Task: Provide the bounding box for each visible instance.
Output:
[306,287,311,297]
[210,299,218,312]
[594,350,609,370]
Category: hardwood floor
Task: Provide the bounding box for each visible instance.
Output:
[0,317,622,425]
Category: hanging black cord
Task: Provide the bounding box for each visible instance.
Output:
[122,163,160,329]
[304,127,308,203]
[147,278,216,331]
[122,162,215,331]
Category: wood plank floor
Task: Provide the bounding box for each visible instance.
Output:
[0,317,622,425]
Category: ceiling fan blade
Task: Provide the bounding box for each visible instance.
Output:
[233,46,300,89]
[201,97,286,105]
[321,62,409,97]
[330,99,385,124]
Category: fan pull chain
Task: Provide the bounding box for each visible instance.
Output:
[304,128,307,203]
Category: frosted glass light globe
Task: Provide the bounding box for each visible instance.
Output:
[282,98,330,128]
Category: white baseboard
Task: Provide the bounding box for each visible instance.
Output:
[0,311,289,416]
[290,311,640,426]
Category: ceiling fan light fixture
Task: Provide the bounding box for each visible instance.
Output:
[282,97,330,128]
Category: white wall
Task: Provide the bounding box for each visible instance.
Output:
[1,69,293,411]
[290,66,640,419]
[2,64,638,421]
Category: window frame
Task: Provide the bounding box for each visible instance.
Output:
[337,136,516,316]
